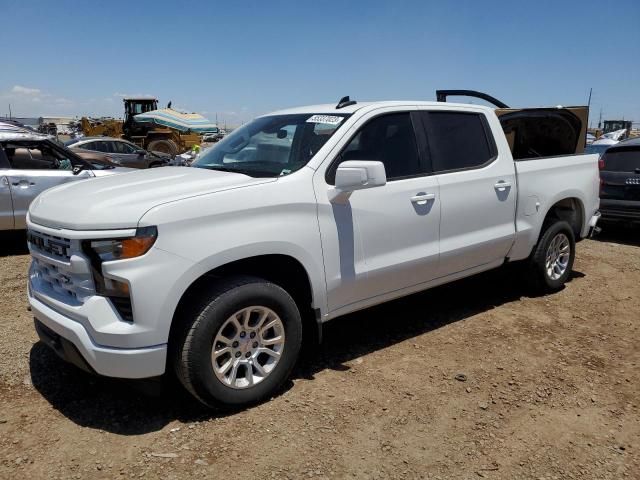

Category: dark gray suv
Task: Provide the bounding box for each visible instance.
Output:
[65,137,174,169]
[599,137,640,224]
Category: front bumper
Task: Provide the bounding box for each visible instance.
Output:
[25,219,197,379]
[30,291,166,378]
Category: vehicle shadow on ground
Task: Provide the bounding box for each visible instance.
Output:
[593,223,640,248]
[29,264,583,435]
[0,231,28,257]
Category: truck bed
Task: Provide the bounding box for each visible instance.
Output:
[507,153,600,261]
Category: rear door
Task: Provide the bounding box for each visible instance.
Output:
[5,142,92,228]
[418,108,517,276]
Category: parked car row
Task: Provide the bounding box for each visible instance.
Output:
[65,136,176,169]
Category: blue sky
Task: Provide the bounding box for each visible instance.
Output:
[1,0,638,127]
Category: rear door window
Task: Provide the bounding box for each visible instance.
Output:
[420,111,496,173]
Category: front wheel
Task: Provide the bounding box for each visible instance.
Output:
[528,220,576,292]
[172,276,302,409]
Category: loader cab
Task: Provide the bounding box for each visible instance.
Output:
[123,98,158,137]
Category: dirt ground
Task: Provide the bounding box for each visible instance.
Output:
[0,227,638,480]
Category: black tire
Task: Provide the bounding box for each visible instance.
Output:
[172,276,302,409]
[148,161,163,168]
[147,139,178,156]
[528,220,576,293]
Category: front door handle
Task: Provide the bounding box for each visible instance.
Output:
[494,181,511,191]
[410,193,436,204]
[11,180,35,188]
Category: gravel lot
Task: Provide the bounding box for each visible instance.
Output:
[0,227,638,479]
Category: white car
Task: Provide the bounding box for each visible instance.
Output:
[26,93,600,408]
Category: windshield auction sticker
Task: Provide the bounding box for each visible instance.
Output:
[306,115,344,126]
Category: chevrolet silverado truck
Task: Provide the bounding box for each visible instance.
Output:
[26,92,600,408]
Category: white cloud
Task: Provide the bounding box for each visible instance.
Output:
[11,85,42,96]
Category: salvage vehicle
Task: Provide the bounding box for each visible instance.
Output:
[598,137,640,224]
[81,97,217,156]
[65,136,174,169]
[586,138,617,158]
[26,93,600,408]
[0,129,127,231]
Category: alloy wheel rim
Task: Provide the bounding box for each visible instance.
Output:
[545,233,570,281]
[211,306,285,389]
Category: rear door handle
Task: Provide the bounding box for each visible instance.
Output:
[410,193,436,204]
[494,181,511,191]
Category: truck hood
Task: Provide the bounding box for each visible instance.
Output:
[29,167,274,230]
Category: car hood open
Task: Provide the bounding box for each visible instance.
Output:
[28,167,274,230]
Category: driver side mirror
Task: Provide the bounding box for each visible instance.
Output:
[136,149,146,156]
[335,160,386,191]
[330,160,387,203]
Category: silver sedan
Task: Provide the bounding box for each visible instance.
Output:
[0,130,128,231]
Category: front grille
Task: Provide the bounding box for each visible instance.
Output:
[27,230,71,261]
[28,229,95,304]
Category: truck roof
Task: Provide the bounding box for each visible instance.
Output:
[266,100,495,116]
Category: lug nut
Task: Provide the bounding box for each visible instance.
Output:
[232,341,239,348]
[250,332,256,338]
[235,352,241,358]
[245,352,251,358]
[240,331,246,338]
[252,342,258,348]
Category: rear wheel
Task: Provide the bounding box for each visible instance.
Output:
[147,139,178,156]
[528,220,575,292]
[172,276,302,409]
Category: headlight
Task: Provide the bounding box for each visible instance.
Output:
[84,226,157,262]
[81,227,157,322]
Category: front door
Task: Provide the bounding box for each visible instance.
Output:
[418,109,516,276]
[4,145,91,229]
[315,110,441,314]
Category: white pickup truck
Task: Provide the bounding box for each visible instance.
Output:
[26,92,600,408]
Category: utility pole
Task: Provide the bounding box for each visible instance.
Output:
[8,103,12,119]
[587,88,592,108]
[598,107,602,129]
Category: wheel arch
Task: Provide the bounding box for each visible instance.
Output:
[541,195,585,240]
[168,253,323,354]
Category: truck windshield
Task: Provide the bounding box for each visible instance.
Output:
[193,113,350,177]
